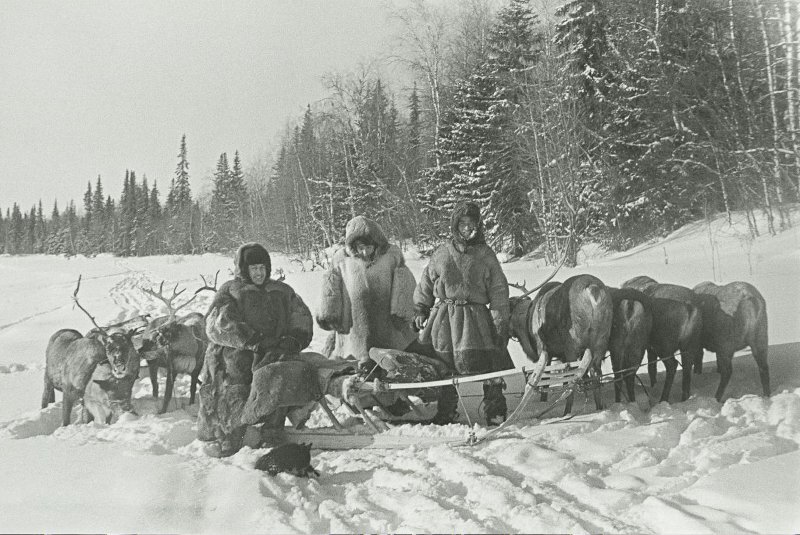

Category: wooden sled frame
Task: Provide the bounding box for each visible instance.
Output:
[283,348,595,450]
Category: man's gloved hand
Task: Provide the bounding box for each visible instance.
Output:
[277,335,303,354]
[357,358,387,380]
[413,314,428,332]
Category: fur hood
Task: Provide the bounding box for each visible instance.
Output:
[233,242,271,285]
[450,201,486,249]
[344,216,390,258]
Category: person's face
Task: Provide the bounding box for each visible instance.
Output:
[458,216,477,241]
[354,241,376,262]
[248,264,267,285]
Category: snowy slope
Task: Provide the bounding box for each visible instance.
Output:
[0,209,798,534]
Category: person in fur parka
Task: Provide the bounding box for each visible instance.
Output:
[197,242,313,457]
[316,216,417,368]
[414,202,513,425]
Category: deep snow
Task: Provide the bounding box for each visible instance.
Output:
[0,209,798,533]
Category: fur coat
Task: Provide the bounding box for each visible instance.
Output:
[316,216,417,363]
[197,243,313,449]
[414,202,511,374]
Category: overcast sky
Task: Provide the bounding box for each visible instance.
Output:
[0,0,405,213]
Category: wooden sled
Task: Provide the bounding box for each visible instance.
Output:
[282,348,596,450]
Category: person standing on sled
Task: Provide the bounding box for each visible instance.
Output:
[414,201,513,426]
[197,243,313,457]
[316,216,428,409]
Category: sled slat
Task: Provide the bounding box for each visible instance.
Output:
[284,427,463,450]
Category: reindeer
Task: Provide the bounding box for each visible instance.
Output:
[692,281,769,401]
[509,274,613,414]
[607,288,653,403]
[42,276,141,426]
[621,276,704,402]
[138,272,216,414]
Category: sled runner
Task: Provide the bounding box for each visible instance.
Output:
[282,347,596,450]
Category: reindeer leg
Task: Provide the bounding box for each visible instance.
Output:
[625,372,636,403]
[660,352,678,403]
[62,390,75,426]
[42,375,55,409]
[590,350,604,411]
[160,364,175,414]
[752,333,770,398]
[592,367,604,411]
[680,348,700,401]
[647,348,658,387]
[714,352,733,402]
[150,363,160,399]
[613,367,623,403]
[189,372,199,405]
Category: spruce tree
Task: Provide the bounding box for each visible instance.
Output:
[166,135,194,253]
[147,181,163,255]
[34,201,45,253]
[89,175,106,252]
[422,0,542,251]
[230,151,247,219]
[209,152,232,249]
[83,181,93,232]
[5,204,21,254]
[172,134,192,214]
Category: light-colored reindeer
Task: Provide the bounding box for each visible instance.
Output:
[138,272,217,414]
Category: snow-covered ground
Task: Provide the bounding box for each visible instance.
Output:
[0,209,798,533]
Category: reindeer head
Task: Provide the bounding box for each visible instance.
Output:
[72,275,140,379]
[101,331,139,379]
[138,317,181,358]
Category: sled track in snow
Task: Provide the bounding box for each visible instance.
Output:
[0,305,68,333]
[108,269,212,323]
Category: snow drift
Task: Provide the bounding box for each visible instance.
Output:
[0,209,798,533]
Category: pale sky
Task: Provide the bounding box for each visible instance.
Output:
[0,0,404,213]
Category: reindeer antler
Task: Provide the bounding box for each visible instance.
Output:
[103,313,151,332]
[141,281,197,321]
[509,281,533,295]
[508,237,572,297]
[73,275,108,335]
[194,270,220,295]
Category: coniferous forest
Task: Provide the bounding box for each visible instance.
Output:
[2,0,798,266]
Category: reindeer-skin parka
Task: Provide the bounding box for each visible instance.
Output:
[205,243,313,359]
[316,216,417,363]
[197,243,313,450]
[414,202,511,374]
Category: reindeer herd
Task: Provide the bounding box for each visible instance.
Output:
[42,273,218,426]
[41,268,770,429]
[508,274,770,412]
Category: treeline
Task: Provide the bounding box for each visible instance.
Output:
[1,0,799,262]
[261,0,800,264]
[0,135,270,257]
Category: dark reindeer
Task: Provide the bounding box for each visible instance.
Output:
[621,276,704,402]
[509,274,613,414]
[692,281,769,401]
[42,276,141,425]
[138,272,216,414]
[607,288,653,403]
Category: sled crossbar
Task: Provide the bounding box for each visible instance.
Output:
[356,358,585,393]
[293,351,594,450]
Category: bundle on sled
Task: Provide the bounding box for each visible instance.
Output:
[240,347,596,451]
